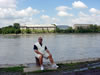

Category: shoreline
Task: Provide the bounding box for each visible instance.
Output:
[0,58,99,68]
[0,33,100,36]
[0,57,100,74]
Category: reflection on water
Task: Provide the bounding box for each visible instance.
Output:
[0,33,100,64]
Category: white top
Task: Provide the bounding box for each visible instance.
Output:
[34,42,46,54]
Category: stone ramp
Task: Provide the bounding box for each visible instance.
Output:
[24,63,57,72]
[24,67,40,72]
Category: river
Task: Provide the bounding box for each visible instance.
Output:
[0,33,100,64]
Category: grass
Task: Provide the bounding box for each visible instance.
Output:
[57,62,88,71]
[0,66,24,72]
[57,60,100,71]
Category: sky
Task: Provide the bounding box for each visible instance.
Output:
[0,0,100,27]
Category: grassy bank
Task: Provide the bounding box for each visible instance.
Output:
[0,66,24,72]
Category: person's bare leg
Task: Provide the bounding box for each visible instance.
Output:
[39,55,44,70]
[48,55,54,64]
[39,55,43,66]
[48,54,59,68]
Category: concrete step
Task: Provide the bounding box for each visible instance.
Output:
[23,63,57,72]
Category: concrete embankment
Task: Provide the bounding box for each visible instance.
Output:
[0,58,99,68]
[0,58,100,75]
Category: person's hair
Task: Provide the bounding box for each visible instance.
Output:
[38,37,43,40]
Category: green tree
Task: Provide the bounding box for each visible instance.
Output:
[0,28,2,34]
[89,25,98,32]
[1,26,15,34]
[13,23,20,29]
[15,29,21,34]
[56,27,62,33]
[66,27,74,33]
[97,26,100,32]
[26,28,32,33]
[21,29,26,34]
[13,23,21,34]
[1,25,21,34]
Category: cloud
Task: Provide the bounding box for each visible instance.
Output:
[41,15,50,19]
[0,0,100,27]
[14,17,40,25]
[56,6,73,17]
[0,0,40,20]
[57,11,73,17]
[0,7,40,27]
[72,1,88,8]
[79,11,89,17]
[41,10,45,12]
[0,7,40,19]
[72,11,100,25]
[40,15,59,24]
[89,8,100,14]
[52,17,59,22]
[0,0,16,8]
[17,7,40,18]
[56,6,72,11]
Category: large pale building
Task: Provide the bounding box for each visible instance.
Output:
[73,24,93,29]
[20,24,56,31]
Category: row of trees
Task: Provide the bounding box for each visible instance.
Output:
[56,25,100,33]
[0,23,21,34]
[0,23,55,34]
[21,29,55,34]
[1,24,100,34]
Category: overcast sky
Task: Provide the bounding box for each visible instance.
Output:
[0,0,100,27]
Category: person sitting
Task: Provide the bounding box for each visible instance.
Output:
[34,37,58,70]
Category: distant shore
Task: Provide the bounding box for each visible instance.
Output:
[1,24,100,34]
[0,32,100,35]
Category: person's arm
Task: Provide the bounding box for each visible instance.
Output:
[45,46,52,56]
[34,50,43,55]
[34,45,43,55]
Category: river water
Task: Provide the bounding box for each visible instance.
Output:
[0,33,100,64]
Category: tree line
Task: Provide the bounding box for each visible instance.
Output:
[0,23,21,34]
[56,24,100,33]
[0,24,100,34]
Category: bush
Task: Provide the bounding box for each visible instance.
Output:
[1,26,15,34]
[0,24,21,34]
[56,27,74,33]
[0,28,2,34]
[26,29,32,34]
[56,25,100,33]
[21,29,26,34]
[15,29,21,34]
